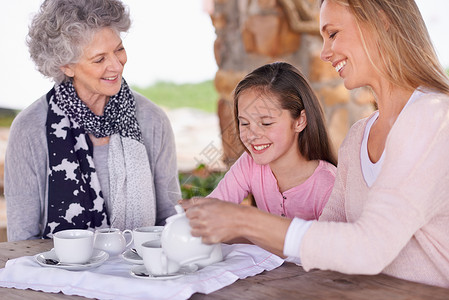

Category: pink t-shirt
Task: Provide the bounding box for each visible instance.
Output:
[209,152,336,220]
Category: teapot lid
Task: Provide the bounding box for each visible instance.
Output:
[166,205,186,223]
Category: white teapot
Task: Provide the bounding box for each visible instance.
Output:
[94,228,133,256]
[161,205,222,267]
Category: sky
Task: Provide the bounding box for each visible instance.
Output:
[0,0,448,110]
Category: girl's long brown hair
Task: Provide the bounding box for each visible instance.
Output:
[233,62,337,166]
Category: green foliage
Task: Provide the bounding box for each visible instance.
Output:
[132,80,218,113]
[179,164,225,199]
[0,109,19,127]
[0,116,16,127]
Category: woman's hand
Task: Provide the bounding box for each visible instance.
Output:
[179,197,245,244]
[178,197,211,212]
[179,198,291,257]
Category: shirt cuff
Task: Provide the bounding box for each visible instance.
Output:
[283,217,312,261]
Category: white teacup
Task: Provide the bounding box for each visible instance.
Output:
[132,226,164,257]
[53,229,94,264]
[141,240,181,275]
[94,228,133,256]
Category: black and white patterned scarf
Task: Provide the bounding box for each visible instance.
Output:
[44,79,156,238]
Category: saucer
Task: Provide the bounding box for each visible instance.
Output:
[121,249,143,265]
[130,264,198,280]
[35,249,109,271]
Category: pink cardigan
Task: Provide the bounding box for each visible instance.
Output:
[301,90,449,288]
[209,152,336,220]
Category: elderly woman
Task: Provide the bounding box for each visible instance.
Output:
[4,0,180,241]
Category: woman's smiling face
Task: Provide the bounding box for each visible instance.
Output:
[61,27,127,102]
[319,0,379,90]
[237,88,304,168]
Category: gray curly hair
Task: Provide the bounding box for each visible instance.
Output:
[27,0,131,83]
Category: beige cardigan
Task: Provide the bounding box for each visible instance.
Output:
[301,90,449,288]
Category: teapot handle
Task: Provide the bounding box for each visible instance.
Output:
[122,229,133,248]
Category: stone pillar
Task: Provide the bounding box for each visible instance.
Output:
[210,0,375,166]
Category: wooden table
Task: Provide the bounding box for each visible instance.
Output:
[0,239,448,299]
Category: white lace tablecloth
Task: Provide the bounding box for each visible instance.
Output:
[0,244,284,300]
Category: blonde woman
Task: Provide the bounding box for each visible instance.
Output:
[181,0,449,288]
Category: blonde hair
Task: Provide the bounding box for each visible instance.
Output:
[323,0,449,95]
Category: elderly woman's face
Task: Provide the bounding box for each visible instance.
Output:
[62,27,127,102]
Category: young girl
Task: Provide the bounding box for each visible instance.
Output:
[208,62,337,221]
